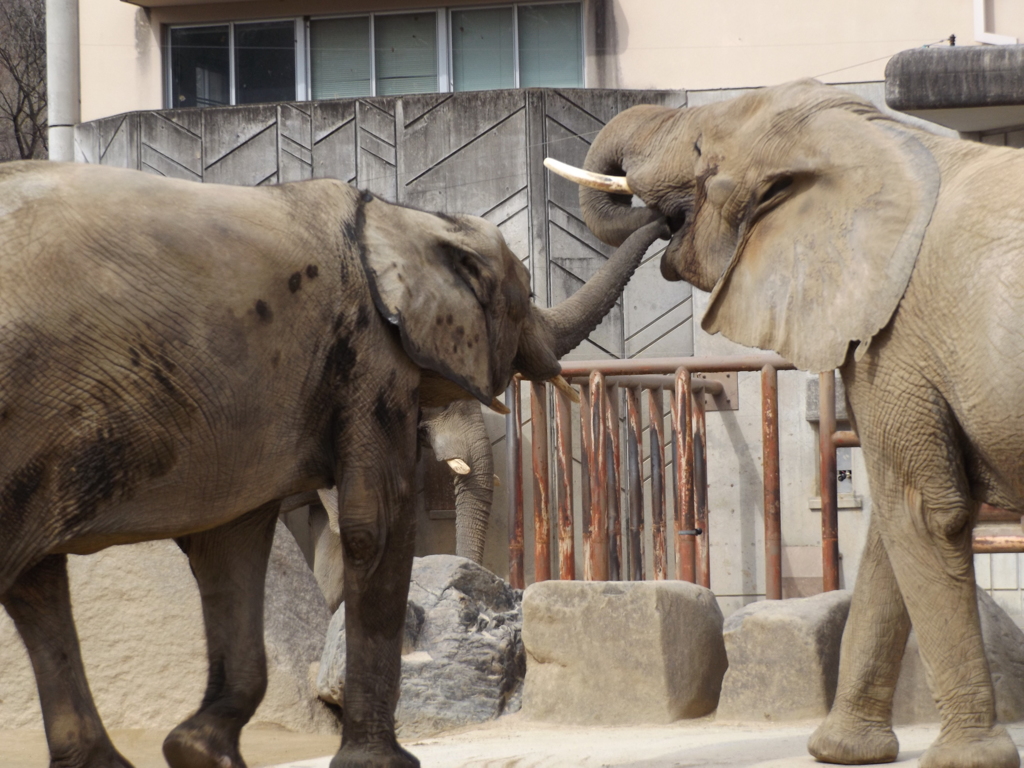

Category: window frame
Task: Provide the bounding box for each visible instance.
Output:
[164,2,584,109]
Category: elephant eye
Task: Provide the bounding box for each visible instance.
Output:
[759,176,793,206]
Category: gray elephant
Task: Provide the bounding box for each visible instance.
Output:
[305,399,495,611]
[0,161,666,768]
[549,80,1024,768]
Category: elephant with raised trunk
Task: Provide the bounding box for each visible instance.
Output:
[0,161,666,768]
[551,80,1024,768]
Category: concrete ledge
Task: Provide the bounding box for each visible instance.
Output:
[521,580,727,724]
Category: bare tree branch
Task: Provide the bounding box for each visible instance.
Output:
[0,0,47,161]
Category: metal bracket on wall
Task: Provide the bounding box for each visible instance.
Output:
[693,371,739,411]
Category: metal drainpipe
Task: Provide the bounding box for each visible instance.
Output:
[46,0,81,161]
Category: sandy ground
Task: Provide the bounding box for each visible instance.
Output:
[7,718,1024,768]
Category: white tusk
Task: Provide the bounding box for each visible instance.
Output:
[544,157,633,195]
[549,374,581,404]
[489,397,511,415]
[446,458,471,475]
[493,474,501,487]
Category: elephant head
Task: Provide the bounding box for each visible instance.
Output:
[550,80,941,373]
[357,191,667,406]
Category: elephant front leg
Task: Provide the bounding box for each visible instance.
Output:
[808,517,908,764]
[1,555,133,768]
[163,502,280,768]
[330,384,421,768]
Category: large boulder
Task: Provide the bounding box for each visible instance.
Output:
[521,580,727,724]
[716,590,851,721]
[317,555,524,738]
[0,520,339,734]
[894,587,1024,724]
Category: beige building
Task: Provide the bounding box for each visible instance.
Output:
[76,0,1023,123]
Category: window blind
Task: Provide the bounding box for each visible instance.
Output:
[518,3,583,88]
[310,17,372,99]
[375,13,439,96]
[451,8,515,92]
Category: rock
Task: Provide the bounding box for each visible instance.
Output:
[716,590,851,722]
[317,554,524,738]
[521,580,727,725]
[0,519,339,734]
[894,586,1024,724]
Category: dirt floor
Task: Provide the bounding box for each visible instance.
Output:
[7,718,1024,768]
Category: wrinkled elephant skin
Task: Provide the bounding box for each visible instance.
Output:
[574,80,1024,768]
[0,161,667,768]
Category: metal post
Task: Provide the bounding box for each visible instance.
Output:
[554,384,575,580]
[625,386,645,581]
[692,383,710,589]
[587,371,609,581]
[606,383,623,581]
[819,372,840,592]
[674,367,696,582]
[505,379,524,589]
[531,382,551,582]
[648,387,668,580]
[762,365,782,599]
[46,0,81,161]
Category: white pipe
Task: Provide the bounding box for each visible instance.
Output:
[974,0,1017,45]
[46,0,80,161]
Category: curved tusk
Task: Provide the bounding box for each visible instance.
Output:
[489,397,511,415]
[446,458,471,475]
[549,374,581,404]
[544,157,633,195]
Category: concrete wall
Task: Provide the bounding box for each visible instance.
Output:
[78,0,1021,124]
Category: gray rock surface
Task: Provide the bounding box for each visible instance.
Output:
[894,586,1024,724]
[716,590,852,722]
[0,519,339,734]
[317,554,524,738]
[521,580,727,725]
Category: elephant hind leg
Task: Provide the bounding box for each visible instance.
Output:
[808,517,905,765]
[1,554,133,768]
[163,503,279,768]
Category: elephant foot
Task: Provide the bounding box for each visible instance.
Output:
[329,741,420,768]
[807,711,898,765]
[50,741,135,768]
[163,721,245,768]
[919,725,1020,768]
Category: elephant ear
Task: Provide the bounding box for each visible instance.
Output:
[701,112,940,373]
[359,214,494,403]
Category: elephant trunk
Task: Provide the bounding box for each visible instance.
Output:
[535,217,668,360]
[452,450,493,564]
[578,104,675,246]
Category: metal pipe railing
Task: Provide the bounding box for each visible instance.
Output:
[506,354,796,592]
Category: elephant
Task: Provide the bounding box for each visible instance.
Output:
[0,160,667,768]
[299,398,495,612]
[549,79,1024,768]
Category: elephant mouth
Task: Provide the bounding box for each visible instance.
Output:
[655,205,691,282]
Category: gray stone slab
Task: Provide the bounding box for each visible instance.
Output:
[717,590,851,722]
[522,580,727,724]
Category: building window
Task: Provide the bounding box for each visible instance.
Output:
[167,3,582,108]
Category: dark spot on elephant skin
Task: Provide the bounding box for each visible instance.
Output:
[150,365,175,395]
[1,457,46,522]
[128,347,141,366]
[361,189,374,203]
[306,264,319,279]
[157,354,175,373]
[326,335,357,385]
[446,315,453,325]
[271,350,281,368]
[355,305,370,330]
[288,272,303,293]
[373,389,407,438]
[255,300,272,323]
[342,529,378,566]
[0,407,9,423]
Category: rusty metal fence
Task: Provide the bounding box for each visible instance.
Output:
[504,355,797,594]
[503,361,1024,597]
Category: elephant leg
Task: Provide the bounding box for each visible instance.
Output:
[808,516,908,764]
[162,502,279,768]
[878,487,1018,768]
[1,555,133,768]
[330,381,420,768]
